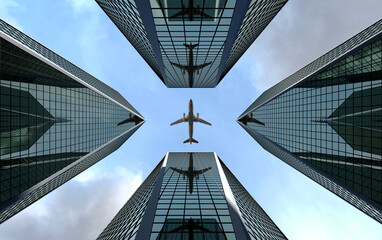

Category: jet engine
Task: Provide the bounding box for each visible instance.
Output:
[182,69,185,75]
[183,113,186,120]
[196,69,199,75]
[196,113,199,119]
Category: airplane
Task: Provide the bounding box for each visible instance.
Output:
[117,113,142,126]
[239,113,265,126]
[170,153,211,194]
[169,0,213,21]
[170,99,211,144]
[170,43,212,87]
[169,218,212,240]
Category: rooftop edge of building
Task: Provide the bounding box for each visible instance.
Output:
[238,18,382,120]
[0,18,144,120]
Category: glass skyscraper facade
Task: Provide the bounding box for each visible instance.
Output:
[238,19,382,223]
[98,152,286,240]
[96,0,287,88]
[0,19,144,223]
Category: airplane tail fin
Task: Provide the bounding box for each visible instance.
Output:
[183,138,199,144]
[184,43,198,49]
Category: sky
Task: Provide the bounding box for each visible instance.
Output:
[0,0,382,239]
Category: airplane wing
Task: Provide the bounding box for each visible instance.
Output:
[169,221,212,233]
[169,224,185,233]
[194,62,211,71]
[169,10,187,19]
[170,61,187,70]
[194,10,213,19]
[170,117,188,126]
[170,9,213,20]
[170,167,187,175]
[248,118,265,126]
[194,117,212,126]
[248,113,265,126]
[193,224,212,232]
[194,167,211,176]
[117,113,134,126]
[117,118,133,126]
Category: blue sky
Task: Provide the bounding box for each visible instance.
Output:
[0,0,382,239]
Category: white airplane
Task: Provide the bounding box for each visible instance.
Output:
[170,99,211,144]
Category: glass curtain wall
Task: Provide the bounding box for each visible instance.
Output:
[151,152,236,240]
[0,37,141,208]
[241,36,382,208]
[151,0,235,87]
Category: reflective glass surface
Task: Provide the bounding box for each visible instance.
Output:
[150,0,235,87]
[242,37,382,207]
[220,0,287,82]
[98,153,286,239]
[98,161,163,240]
[150,153,236,240]
[96,0,164,82]
[220,160,287,240]
[0,37,141,207]
[97,0,286,88]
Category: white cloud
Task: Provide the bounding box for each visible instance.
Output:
[247,0,382,93]
[0,166,143,240]
[74,168,97,182]
[1,1,381,239]
[65,0,96,13]
[273,166,382,240]
[0,0,23,30]
[61,0,113,83]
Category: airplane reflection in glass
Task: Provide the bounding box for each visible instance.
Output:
[170,43,212,87]
[170,153,211,194]
[168,0,214,21]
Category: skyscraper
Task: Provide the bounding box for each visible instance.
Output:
[238,19,382,223]
[98,152,287,240]
[96,0,287,88]
[0,19,144,223]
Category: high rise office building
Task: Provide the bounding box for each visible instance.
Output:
[238,19,382,223]
[96,0,287,88]
[0,19,144,223]
[98,152,287,240]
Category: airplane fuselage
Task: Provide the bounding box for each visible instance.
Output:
[187,219,195,240]
[170,0,213,22]
[170,153,211,194]
[187,153,195,194]
[170,43,211,88]
[170,218,210,240]
[170,98,210,143]
[188,99,194,144]
[187,47,195,87]
[184,0,195,21]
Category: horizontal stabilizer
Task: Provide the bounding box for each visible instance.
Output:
[183,138,199,144]
[184,43,198,49]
